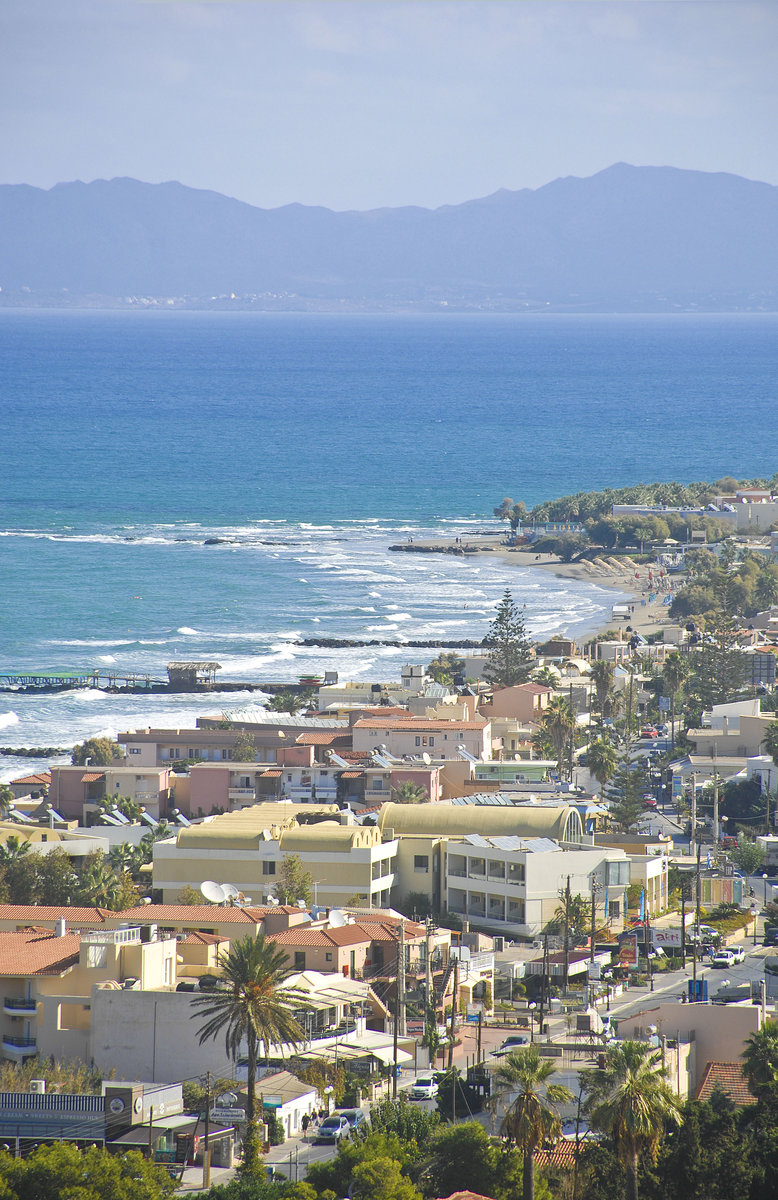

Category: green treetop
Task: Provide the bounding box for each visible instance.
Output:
[484,589,535,687]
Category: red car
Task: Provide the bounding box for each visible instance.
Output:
[640,728,659,739]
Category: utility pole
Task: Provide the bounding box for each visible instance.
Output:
[477,1010,483,1065]
[712,744,719,843]
[538,933,549,1035]
[447,959,459,1070]
[690,773,697,861]
[397,920,406,1038]
[691,841,702,1003]
[424,918,433,1013]
[202,1072,211,1188]
[562,876,571,994]
[680,884,687,970]
[590,875,599,964]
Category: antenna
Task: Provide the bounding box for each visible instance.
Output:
[422,752,431,766]
[328,909,347,928]
[201,880,226,904]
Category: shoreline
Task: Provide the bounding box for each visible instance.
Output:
[391,535,675,646]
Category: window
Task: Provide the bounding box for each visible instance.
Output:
[222,749,228,760]
[86,944,108,969]
[287,774,293,782]
[294,952,306,969]
[164,957,173,985]
[415,737,421,747]
[414,855,429,873]
[606,861,630,887]
[325,952,333,963]
[262,861,276,876]
[129,747,141,755]
[429,737,434,748]
[372,778,383,790]
[188,750,195,759]
[609,900,621,918]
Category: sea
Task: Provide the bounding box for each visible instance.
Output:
[2,310,777,781]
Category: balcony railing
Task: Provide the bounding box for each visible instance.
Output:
[3,997,36,1015]
[2,1036,37,1053]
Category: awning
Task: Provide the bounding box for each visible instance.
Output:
[351,1043,413,1066]
[111,1118,232,1145]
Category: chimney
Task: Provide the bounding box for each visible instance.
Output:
[55,917,66,938]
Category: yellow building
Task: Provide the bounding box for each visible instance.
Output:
[152,806,398,908]
[0,923,176,1065]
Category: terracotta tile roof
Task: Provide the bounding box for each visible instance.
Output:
[351,920,425,941]
[353,719,486,731]
[10,773,51,787]
[119,904,271,923]
[180,931,230,946]
[534,1140,580,1170]
[339,770,364,780]
[260,769,282,778]
[0,905,112,926]
[438,1192,499,1200]
[81,771,105,783]
[0,930,82,976]
[295,731,352,746]
[695,1061,757,1106]
[270,926,370,948]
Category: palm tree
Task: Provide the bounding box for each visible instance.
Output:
[0,785,15,819]
[492,1045,572,1200]
[0,835,31,864]
[589,660,615,725]
[763,721,778,771]
[192,934,306,1171]
[540,697,576,780]
[742,1018,778,1095]
[583,1040,683,1200]
[586,737,618,801]
[391,782,430,804]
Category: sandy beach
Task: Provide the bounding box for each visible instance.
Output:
[394,534,679,645]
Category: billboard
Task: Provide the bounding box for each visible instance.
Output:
[652,928,682,948]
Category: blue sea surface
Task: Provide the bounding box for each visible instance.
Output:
[1,311,776,770]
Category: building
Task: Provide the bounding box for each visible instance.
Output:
[152,808,398,908]
[351,716,491,762]
[48,766,172,822]
[0,924,176,1066]
[445,836,629,937]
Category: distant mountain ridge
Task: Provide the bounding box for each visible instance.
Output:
[1,164,776,310]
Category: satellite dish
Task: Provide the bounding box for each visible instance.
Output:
[221,883,240,901]
[422,752,431,765]
[329,909,347,928]
[218,1092,238,1107]
[201,880,226,904]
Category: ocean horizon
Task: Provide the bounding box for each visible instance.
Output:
[2,310,776,779]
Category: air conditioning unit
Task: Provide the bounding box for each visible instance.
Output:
[30,1080,46,1095]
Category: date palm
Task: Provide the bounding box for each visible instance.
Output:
[192,934,306,1170]
[492,1045,572,1200]
[742,1018,778,1095]
[583,1040,682,1200]
[586,737,618,801]
[540,697,576,779]
[661,651,687,752]
[589,659,615,725]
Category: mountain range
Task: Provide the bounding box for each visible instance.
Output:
[1,163,776,311]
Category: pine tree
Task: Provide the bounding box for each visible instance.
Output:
[606,751,650,833]
[484,589,534,687]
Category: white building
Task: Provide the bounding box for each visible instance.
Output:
[445,835,630,937]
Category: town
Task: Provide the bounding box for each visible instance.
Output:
[1,487,778,1200]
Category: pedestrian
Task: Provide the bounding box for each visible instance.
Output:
[301,1113,310,1136]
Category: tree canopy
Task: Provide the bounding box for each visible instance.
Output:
[484,589,535,687]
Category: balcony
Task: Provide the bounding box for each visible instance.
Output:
[3,998,36,1017]
[228,788,257,801]
[2,1036,37,1057]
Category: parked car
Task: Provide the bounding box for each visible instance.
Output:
[314,1115,351,1144]
[409,1076,439,1100]
[336,1108,366,1134]
[728,945,746,964]
[495,1034,529,1056]
[640,728,658,739]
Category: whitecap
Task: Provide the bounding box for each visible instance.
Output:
[177,627,202,636]
[97,655,117,664]
[0,712,20,731]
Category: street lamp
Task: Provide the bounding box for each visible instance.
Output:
[763,873,769,909]
[528,1002,536,1043]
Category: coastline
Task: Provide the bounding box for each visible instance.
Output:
[391,535,674,646]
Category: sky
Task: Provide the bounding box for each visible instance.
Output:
[1,0,776,212]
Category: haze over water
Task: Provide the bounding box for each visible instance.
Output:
[2,311,777,776]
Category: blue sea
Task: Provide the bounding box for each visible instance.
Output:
[1,311,777,778]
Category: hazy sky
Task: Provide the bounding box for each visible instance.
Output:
[2,0,776,211]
